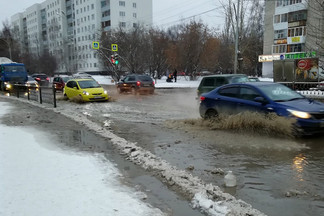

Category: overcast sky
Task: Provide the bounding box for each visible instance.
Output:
[0,0,225,30]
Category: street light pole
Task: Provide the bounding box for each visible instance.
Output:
[234,0,240,74]
[0,38,12,60]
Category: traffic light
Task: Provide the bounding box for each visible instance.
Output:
[114,54,119,65]
[110,55,115,64]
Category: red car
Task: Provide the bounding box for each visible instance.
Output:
[53,76,72,91]
[32,73,50,86]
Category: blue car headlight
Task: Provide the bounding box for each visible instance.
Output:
[104,90,107,94]
[82,91,90,96]
[287,109,311,119]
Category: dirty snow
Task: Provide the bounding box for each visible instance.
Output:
[0,102,166,216]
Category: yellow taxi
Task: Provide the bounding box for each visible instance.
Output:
[63,78,109,102]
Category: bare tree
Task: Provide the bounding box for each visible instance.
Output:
[147,29,169,79]
[304,0,324,69]
[219,0,264,75]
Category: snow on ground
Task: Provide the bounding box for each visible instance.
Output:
[0,102,166,216]
[91,75,273,89]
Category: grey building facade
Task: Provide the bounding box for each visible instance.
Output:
[11,0,153,74]
[261,0,324,77]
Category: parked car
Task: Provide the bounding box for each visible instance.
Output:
[117,74,155,94]
[26,76,39,88]
[197,74,249,97]
[53,76,72,91]
[199,82,324,135]
[63,78,109,102]
[31,73,50,86]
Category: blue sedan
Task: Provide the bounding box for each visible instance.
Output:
[199,82,324,135]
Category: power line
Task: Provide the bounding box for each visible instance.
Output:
[156,6,224,28]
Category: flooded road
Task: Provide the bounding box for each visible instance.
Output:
[88,87,324,216]
[2,87,324,216]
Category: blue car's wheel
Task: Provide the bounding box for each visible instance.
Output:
[205,109,218,119]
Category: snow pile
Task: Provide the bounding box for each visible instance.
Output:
[154,76,201,88]
[1,96,266,216]
[92,75,116,85]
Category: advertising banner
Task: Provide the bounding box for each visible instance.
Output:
[295,58,319,81]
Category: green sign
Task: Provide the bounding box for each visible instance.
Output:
[111,44,118,52]
[92,41,99,49]
[285,51,316,60]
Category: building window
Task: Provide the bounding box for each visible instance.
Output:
[288,10,307,22]
[274,15,280,23]
[274,13,287,24]
[102,10,110,17]
[133,3,136,8]
[91,4,94,9]
[274,29,287,39]
[133,23,137,28]
[101,1,107,7]
[281,13,287,22]
[288,26,306,37]
[272,44,287,54]
[133,13,137,18]
[119,11,125,17]
[119,1,125,6]
[287,43,304,53]
[276,0,302,7]
[119,22,126,27]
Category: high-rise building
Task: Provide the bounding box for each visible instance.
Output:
[11,0,153,74]
[261,0,324,78]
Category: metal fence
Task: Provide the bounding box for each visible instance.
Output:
[277,82,322,91]
[278,82,324,99]
[8,84,57,108]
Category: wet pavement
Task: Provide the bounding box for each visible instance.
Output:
[2,87,324,216]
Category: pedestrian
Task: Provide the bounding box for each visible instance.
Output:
[173,69,177,82]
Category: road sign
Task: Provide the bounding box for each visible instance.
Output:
[297,59,311,70]
[111,44,118,52]
[92,41,99,49]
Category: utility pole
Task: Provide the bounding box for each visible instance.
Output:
[234,0,240,74]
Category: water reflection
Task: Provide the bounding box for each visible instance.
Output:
[292,154,308,182]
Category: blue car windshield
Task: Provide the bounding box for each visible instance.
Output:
[78,80,100,89]
[258,84,304,102]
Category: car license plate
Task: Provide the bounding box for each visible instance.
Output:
[94,96,103,99]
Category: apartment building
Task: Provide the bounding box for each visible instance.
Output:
[11,0,153,74]
[261,0,324,77]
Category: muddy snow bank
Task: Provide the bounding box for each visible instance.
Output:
[2,96,266,216]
